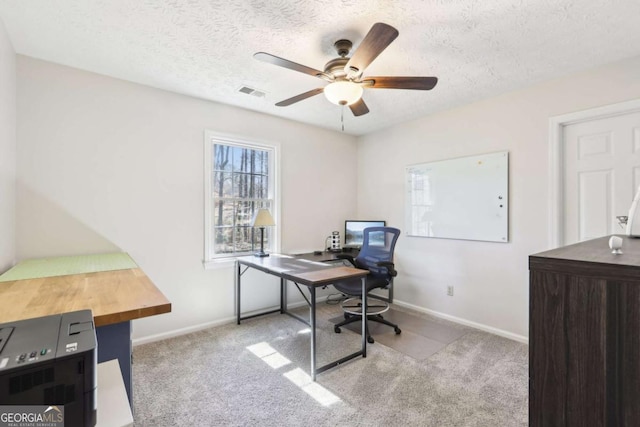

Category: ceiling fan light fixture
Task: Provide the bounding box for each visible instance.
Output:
[323,81,363,106]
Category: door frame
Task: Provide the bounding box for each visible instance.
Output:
[549,98,640,248]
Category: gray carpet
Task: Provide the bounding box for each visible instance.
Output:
[132,304,528,426]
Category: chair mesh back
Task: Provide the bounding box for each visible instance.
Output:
[355,227,400,278]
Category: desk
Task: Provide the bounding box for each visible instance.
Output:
[0,253,171,407]
[235,254,369,380]
[292,249,359,262]
[293,250,394,303]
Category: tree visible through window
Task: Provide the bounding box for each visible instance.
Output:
[210,142,273,256]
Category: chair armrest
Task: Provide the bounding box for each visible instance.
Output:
[335,254,356,266]
[376,261,397,277]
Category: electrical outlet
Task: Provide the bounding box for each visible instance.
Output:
[447,285,454,296]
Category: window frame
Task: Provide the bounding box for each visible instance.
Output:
[203,131,280,267]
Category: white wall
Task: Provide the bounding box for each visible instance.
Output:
[357,55,640,340]
[17,50,640,343]
[16,56,357,340]
[0,17,16,273]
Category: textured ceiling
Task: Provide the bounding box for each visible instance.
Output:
[1,0,640,135]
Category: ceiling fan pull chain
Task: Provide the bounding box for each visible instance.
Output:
[341,105,345,132]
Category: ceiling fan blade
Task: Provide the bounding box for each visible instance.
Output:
[364,76,438,90]
[275,88,324,107]
[349,98,369,116]
[345,23,399,77]
[254,52,329,80]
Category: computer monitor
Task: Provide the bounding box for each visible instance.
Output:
[344,220,386,248]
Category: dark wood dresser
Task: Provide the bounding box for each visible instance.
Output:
[529,235,640,426]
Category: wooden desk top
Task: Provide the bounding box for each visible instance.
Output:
[286,265,369,286]
[0,254,171,327]
[293,250,359,262]
[236,255,368,287]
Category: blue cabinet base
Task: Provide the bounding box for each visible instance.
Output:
[96,321,132,407]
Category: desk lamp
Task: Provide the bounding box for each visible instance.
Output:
[251,209,275,257]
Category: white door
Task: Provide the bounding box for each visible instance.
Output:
[563,111,640,244]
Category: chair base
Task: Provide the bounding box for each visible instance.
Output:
[334,298,401,344]
[340,297,390,316]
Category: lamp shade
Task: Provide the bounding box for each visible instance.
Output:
[323,81,363,106]
[251,209,275,227]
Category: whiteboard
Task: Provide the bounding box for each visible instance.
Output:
[405,151,508,243]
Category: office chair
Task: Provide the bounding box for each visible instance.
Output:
[333,226,401,344]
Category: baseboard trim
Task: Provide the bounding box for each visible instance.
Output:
[132,317,235,346]
[132,298,327,346]
[133,296,528,346]
[393,300,529,344]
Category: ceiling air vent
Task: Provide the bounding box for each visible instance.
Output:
[238,86,266,98]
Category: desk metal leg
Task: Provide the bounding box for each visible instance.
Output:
[236,263,289,324]
[280,278,285,314]
[235,261,241,325]
[309,277,367,380]
[310,286,317,381]
[361,277,367,358]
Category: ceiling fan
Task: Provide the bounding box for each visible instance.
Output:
[254,22,438,117]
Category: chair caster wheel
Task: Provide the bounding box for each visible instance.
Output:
[334,326,341,333]
[394,327,401,335]
[367,336,375,344]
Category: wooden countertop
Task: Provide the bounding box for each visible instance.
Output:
[530,235,640,266]
[0,254,171,327]
[530,235,640,281]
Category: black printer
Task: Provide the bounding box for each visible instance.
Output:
[0,310,97,427]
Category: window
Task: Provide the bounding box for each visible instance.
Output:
[204,132,278,263]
